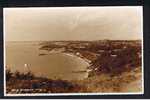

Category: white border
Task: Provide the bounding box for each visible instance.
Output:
[3,7,6,96]
[3,6,144,96]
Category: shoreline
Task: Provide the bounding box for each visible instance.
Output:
[45,50,93,77]
[47,50,91,68]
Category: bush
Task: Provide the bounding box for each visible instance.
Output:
[6,69,13,81]
[14,71,34,80]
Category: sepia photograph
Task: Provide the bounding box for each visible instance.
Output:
[4,7,143,96]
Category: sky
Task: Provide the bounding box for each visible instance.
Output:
[4,7,143,41]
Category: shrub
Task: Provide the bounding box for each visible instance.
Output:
[6,69,13,81]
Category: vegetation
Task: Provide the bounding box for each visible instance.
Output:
[90,46,141,75]
[6,69,86,93]
[6,67,142,93]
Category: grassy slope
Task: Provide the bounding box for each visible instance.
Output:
[73,67,142,93]
[6,67,142,93]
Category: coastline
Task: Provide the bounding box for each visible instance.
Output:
[47,50,91,68]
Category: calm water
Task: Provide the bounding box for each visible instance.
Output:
[5,42,89,80]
